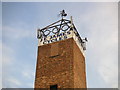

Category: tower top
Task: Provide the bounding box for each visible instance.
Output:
[37,10,87,54]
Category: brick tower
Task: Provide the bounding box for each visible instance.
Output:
[35,10,87,89]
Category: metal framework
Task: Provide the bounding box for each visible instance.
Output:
[37,19,71,38]
[37,10,87,50]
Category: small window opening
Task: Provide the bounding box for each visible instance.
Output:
[50,84,58,90]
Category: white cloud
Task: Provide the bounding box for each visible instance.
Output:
[2,43,16,88]
[26,83,34,88]
[2,24,36,88]
[2,43,35,88]
[6,77,22,88]
[20,66,35,88]
[79,3,118,88]
[2,43,15,66]
[3,25,35,40]
[22,71,32,79]
[22,68,35,80]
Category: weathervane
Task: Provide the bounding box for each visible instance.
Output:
[60,10,67,18]
[37,10,70,40]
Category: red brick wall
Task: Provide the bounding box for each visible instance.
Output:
[35,38,87,88]
[73,41,87,88]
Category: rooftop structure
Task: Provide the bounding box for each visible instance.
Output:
[37,10,87,56]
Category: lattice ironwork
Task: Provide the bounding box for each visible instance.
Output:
[37,10,87,50]
[37,19,72,39]
[37,18,87,49]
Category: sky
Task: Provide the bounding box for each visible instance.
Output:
[1,1,118,89]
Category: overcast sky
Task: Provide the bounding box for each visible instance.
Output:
[1,1,118,89]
